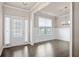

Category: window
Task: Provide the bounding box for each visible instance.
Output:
[38,16,52,35]
[4,15,28,46]
[4,16,10,45]
[25,20,28,42]
[38,16,52,27]
[11,18,25,40]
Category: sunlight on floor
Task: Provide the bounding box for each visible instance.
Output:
[35,42,54,57]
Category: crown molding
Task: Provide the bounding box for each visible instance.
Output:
[31,2,50,13]
[2,2,50,14]
[30,2,41,12]
[3,4,30,12]
[40,10,57,16]
[3,2,41,13]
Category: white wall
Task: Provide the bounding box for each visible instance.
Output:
[32,28,56,43]
[32,12,70,43]
[55,14,70,41]
[55,28,70,41]
[0,4,3,55]
[32,28,70,43]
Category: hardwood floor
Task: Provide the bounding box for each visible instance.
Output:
[1,39,69,57]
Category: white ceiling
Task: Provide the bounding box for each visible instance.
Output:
[40,2,70,16]
[4,2,37,10]
[3,2,70,16]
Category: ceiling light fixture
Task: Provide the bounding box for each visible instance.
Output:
[23,2,28,5]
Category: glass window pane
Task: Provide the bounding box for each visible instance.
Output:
[46,28,52,34]
[38,16,52,35]
[38,16,52,27]
[39,28,45,35]
[25,20,28,42]
[38,16,46,27]
[4,16,10,45]
[45,19,52,27]
[11,18,25,40]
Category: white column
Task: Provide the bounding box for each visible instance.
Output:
[25,20,28,42]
